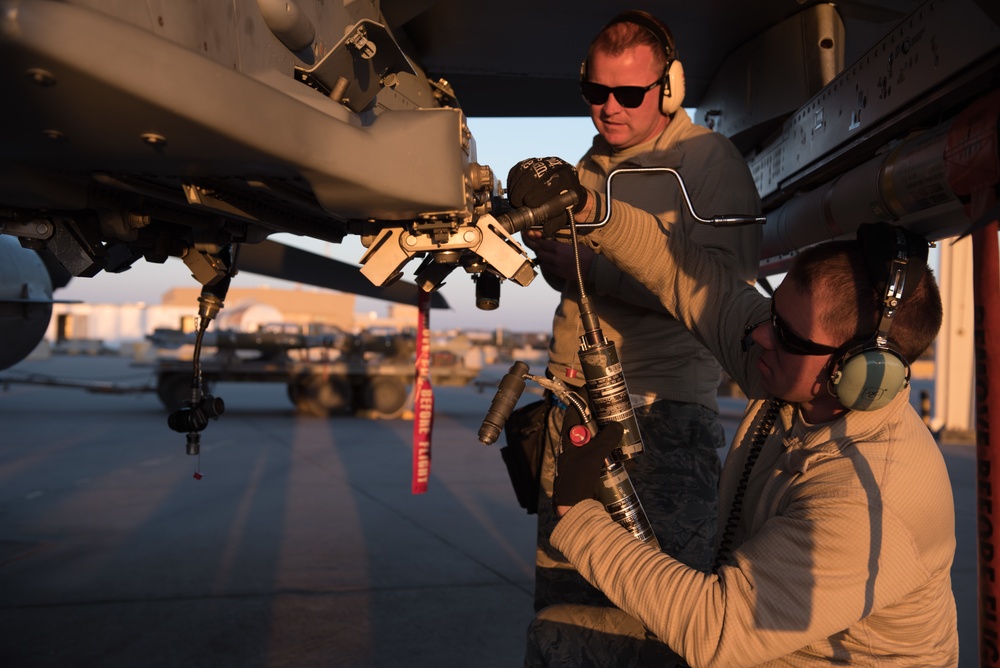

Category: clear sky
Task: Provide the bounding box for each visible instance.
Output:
[56,116,599,333]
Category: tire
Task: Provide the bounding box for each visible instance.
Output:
[361,376,410,419]
[157,373,194,413]
[290,375,353,417]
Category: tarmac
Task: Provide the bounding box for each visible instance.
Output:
[0,354,977,667]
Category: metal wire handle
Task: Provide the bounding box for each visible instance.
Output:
[575,166,767,229]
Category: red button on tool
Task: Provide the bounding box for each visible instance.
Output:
[568,425,591,446]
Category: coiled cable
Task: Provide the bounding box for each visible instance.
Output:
[711,398,785,573]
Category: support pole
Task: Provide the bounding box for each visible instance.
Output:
[944,88,1000,668]
[974,221,1000,666]
[935,235,975,440]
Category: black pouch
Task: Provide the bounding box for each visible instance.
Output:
[499,398,549,514]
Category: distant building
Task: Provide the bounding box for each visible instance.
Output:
[48,302,193,349]
[161,285,358,332]
[46,286,424,349]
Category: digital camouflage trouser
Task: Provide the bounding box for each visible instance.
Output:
[527,397,723,665]
[524,604,682,668]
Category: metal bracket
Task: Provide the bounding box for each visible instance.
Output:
[294,20,414,112]
[358,213,536,288]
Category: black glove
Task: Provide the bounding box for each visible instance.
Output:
[552,420,624,509]
[507,157,588,237]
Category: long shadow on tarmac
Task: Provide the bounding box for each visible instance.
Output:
[0,357,538,667]
[0,357,977,667]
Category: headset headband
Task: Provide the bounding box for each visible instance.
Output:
[604,10,676,61]
[857,222,928,349]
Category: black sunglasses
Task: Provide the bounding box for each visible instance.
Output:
[580,80,660,108]
[769,300,841,356]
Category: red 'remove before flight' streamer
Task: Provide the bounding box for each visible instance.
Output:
[412,290,433,494]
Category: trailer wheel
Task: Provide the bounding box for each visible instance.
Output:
[361,376,409,419]
[290,375,352,417]
[157,373,193,412]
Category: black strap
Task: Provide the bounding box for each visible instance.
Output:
[711,398,784,573]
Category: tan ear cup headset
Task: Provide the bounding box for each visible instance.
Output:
[827,223,929,411]
[580,10,686,116]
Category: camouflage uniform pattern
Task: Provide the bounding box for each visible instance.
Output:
[535,397,723,611]
[524,603,683,667]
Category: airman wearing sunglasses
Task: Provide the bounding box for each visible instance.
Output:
[510,9,764,623]
[515,188,956,663]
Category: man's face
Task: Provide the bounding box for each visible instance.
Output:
[586,44,671,150]
[750,283,846,421]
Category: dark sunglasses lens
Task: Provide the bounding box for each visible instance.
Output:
[770,303,837,356]
[613,87,647,107]
[580,82,610,105]
[581,82,650,108]
[771,313,803,354]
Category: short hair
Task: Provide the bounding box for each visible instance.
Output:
[587,11,674,72]
[785,238,942,363]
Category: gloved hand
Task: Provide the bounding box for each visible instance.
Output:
[507,157,589,237]
[552,420,624,509]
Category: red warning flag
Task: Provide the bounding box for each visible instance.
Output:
[411,290,433,494]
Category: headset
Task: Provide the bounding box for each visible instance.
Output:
[580,10,685,116]
[827,223,929,411]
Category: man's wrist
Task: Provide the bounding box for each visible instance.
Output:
[577,189,596,222]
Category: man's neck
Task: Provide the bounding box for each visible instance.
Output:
[799,396,848,425]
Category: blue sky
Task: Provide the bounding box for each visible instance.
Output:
[57,116,599,333]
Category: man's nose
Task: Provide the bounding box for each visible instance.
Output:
[748,319,776,351]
